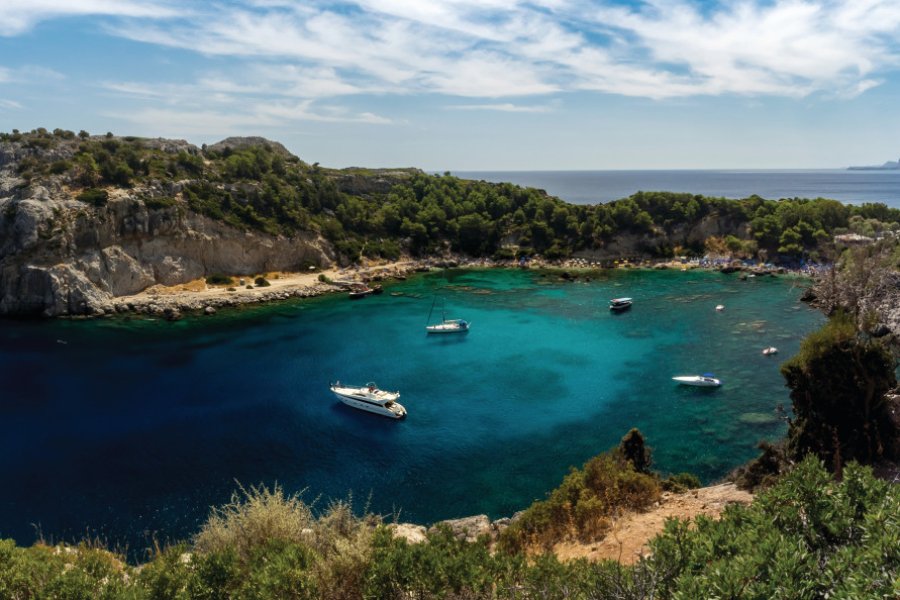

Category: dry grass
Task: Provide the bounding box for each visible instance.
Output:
[192,484,382,598]
[193,483,316,560]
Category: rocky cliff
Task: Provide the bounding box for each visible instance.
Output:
[0,135,334,316]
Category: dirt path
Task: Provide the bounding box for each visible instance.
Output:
[553,484,753,565]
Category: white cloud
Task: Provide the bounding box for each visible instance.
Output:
[10,1,900,101]
[104,95,393,135]
[0,99,22,110]
[445,103,552,112]
[0,0,179,36]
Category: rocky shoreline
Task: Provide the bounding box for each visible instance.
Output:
[49,255,813,321]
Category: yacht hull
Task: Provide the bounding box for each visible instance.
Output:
[672,376,721,387]
[330,385,406,419]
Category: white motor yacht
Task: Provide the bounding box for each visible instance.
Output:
[672,375,722,387]
[330,382,406,418]
[609,297,633,311]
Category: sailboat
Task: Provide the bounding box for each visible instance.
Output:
[425,298,470,334]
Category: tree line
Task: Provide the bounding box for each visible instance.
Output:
[6,130,900,265]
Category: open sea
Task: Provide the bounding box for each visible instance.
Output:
[453,169,900,207]
[0,268,822,552]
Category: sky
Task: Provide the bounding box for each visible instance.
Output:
[1,0,899,170]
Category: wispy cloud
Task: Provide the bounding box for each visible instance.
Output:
[0,99,22,110]
[445,102,552,113]
[9,1,900,101]
[0,0,179,36]
[102,82,393,135]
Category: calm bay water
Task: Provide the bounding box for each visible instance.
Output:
[453,169,900,206]
[0,269,821,551]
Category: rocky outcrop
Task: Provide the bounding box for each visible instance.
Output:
[206,136,292,158]
[0,138,336,316]
[572,214,751,262]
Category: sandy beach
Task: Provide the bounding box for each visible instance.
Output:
[104,255,804,320]
[109,259,429,318]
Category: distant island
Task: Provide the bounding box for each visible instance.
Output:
[848,158,900,170]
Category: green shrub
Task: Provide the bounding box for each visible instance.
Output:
[499,441,661,551]
[49,159,70,174]
[144,196,177,210]
[77,188,109,207]
[493,246,516,260]
[662,472,702,492]
[205,274,233,286]
[254,276,271,287]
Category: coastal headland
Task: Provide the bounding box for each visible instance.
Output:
[2,130,896,319]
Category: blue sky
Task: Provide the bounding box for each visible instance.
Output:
[1,0,899,170]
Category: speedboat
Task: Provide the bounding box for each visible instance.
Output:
[762,346,778,355]
[672,374,722,387]
[426,318,470,334]
[609,297,633,311]
[715,304,725,311]
[330,382,406,418]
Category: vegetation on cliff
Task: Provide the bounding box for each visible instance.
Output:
[730,302,899,490]
[4,128,900,266]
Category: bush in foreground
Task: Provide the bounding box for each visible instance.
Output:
[0,456,898,598]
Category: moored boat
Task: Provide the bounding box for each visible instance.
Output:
[348,284,373,299]
[426,318,470,334]
[672,374,722,387]
[426,298,470,334]
[330,381,406,418]
[762,346,778,355]
[609,297,633,311]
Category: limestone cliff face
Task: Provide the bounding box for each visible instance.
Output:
[0,142,334,316]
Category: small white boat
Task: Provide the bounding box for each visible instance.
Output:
[672,374,722,387]
[762,346,778,355]
[426,298,469,334]
[426,318,470,334]
[715,304,725,311]
[609,297,633,311]
[330,382,406,419]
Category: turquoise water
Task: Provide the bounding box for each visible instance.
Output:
[0,268,821,549]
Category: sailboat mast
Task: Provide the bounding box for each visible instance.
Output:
[426,297,437,325]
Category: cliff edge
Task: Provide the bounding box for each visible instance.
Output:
[0,134,335,316]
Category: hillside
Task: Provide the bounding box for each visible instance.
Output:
[2,127,900,317]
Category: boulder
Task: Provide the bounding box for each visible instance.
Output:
[430,515,491,543]
[389,523,427,544]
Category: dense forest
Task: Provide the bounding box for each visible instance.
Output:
[6,128,900,265]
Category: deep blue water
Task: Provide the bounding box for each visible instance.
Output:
[0,269,821,552]
[453,169,900,206]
